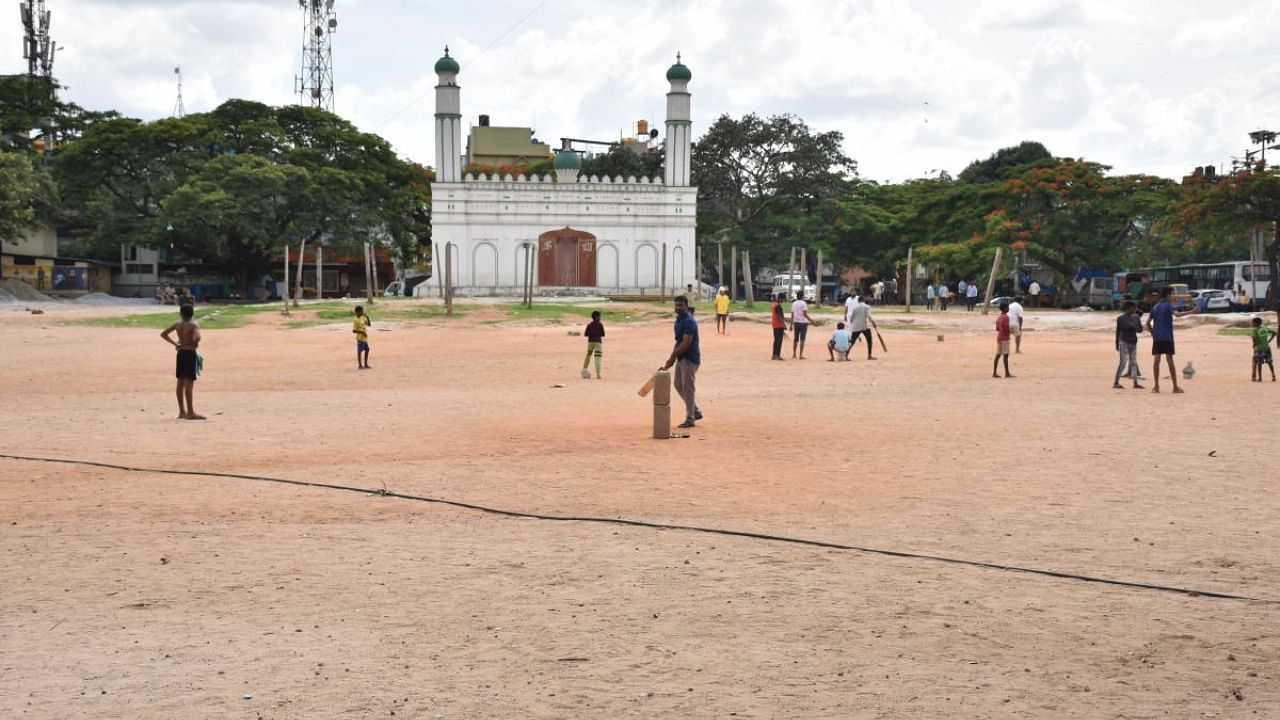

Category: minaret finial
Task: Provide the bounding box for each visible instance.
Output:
[444,45,451,57]
[676,51,681,64]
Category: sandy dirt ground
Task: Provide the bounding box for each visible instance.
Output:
[1,299,1278,719]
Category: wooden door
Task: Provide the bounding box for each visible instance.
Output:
[555,237,578,286]
[578,239,596,286]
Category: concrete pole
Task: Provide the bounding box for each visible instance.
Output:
[282,243,290,315]
[364,241,374,303]
[435,242,444,298]
[293,237,307,306]
[981,247,1004,316]
[788,246,797,300]
[904,246,913,314]
[445,244,453,316]
[369,244,379,301]
[743,249,754,308]
[661,242,668,298]
[717,242,724,291]
[800,248,807,301]
[315,244,323,299]
[730,246,738,302]
[816,250,824,305]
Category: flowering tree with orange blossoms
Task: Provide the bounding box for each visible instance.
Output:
[1169,167,1280,309]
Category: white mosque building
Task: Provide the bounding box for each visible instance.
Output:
[423,49,697,297]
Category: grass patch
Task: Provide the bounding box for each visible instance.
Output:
[485,303,651,325]
[1218,327,1254,336]
[71,304,274,330]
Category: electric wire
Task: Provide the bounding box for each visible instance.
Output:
[3,453,1277,606]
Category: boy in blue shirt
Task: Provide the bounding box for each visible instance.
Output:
[1145,286,1198,393]
[661,295,702,428]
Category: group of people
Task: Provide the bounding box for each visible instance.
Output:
[926,280,981,311]
[154,284,194,306]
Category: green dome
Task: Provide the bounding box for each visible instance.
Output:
[553,150,582,170]
[666,60,691,82]
[434,49,460,74]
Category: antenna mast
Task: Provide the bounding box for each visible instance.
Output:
[295,0,337,111]
[19,0,55,81]
[173,67,185,117]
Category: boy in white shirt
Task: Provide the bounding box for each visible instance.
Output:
[791,292,816,359]
[1008,295,1025,352]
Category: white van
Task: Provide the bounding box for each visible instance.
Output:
[771,272,815,301]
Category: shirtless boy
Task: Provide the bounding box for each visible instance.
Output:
[160,304,204,420]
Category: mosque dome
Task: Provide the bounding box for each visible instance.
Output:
[666,59,692,82]
[434,49,460,74]
[553,150,582,170]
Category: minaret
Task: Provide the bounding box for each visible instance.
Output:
[434,47,463,183]
[663,53,692,187]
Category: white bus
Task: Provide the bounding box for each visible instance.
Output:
[1139,261,1270,309]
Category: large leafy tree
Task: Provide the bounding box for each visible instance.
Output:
[1170,167,1280,309]
[692,113,856,267]
[55,100,429,286]
[0,151,53,244]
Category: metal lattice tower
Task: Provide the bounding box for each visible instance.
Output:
[296,0,337,111]
[172,67,185,117]
[19,0,56,81]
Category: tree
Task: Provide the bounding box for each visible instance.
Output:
[0,151,52,244]
[692,113,856,267]
[54,100,429,288]
[1171,167,1280,309]
[957,141,1052,184]
[580,144,662,180]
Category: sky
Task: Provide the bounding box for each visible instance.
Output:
[5,0,1279,183]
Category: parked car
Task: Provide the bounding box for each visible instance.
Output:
[770,272,815,301]
[1190,288,1230,312]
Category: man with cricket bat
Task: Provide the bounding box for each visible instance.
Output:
[846,299,879,360]
[661,295,702,429]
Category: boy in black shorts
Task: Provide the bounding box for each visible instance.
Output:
[160,304,204,420]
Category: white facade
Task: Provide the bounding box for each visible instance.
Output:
[426,52,696,297]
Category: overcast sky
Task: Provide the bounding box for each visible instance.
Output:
[5,0,1279,182]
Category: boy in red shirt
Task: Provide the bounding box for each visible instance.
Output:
[993,300,1013,378]
[770,294,789,360]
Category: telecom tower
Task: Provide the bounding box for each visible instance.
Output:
[173,67,185,117]
[296,0,337,111]
[19,0,56,81]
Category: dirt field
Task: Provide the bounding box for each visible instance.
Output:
[1,299,1277,719]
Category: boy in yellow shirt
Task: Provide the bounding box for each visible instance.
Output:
[714,286,731,335]
[353,305,372,369]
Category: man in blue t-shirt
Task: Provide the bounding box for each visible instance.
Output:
[1145,286,1199,393]
[662,295,702,428]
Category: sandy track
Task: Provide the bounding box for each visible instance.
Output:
[1,302,1277,718]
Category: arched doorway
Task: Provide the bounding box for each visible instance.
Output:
[538,227,597,287]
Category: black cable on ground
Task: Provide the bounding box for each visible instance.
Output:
[3,452,1277,606]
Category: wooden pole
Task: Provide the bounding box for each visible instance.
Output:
[364,241,374,303]
[981,247,1003,316]
[816,250,824,305]
[904,247,913,314]
[293,236,307,306]
[368,243,379,302]
[730,246,738,302]
[435,242,444,298]
[743,249,754,308]
[282,243,290,315]
[315,243,323,300]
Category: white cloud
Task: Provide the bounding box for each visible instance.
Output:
[4,0,1276,183]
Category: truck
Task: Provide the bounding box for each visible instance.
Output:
[770,272,816,302]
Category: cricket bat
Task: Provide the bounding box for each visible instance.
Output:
[874,326,888,353]
[638,373,657,397]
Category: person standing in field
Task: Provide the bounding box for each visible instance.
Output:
[1250,317,1276,382]
[938,282,950,311]
[791,291,816,359]
[844,291,858,326]
[353,305,372,369]
[661,295,702,428]
[1029,280,1042,307]
[1008,295,1025,353]
[714,287,731,335]
[1145,286,1198,393]
[925,283,935,311]
[160,304,205,420]
[1113,300,1144,390]
[846,297,877,360]
[581,310,605,379]
[993,301,1013,378]
[966,281,979,311]
[771,293,788,361]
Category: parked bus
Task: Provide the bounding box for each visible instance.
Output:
[1125,262,1270,310]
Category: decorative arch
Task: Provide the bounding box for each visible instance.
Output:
[472,241,499,286]
[635,243,658,287]
[672,246,685,292]
[597,242,620,288]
